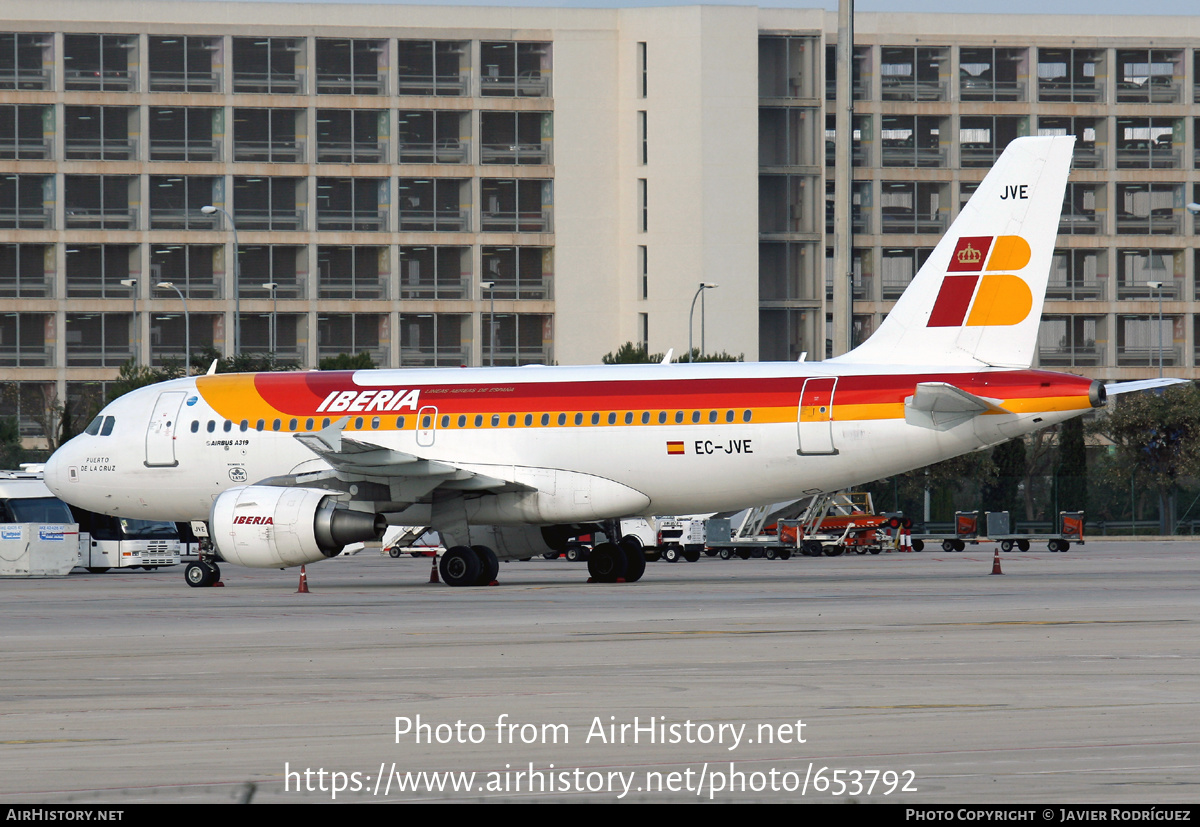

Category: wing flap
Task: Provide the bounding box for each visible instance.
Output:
[291,417,531,495]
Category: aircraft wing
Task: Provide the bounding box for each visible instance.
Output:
[284,417,531,499]
[1104,378,1190,396]
[904,382,1011,431]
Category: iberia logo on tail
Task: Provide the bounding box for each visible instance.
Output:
[928,235,1032,328]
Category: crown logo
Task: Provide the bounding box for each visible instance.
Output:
[956,243,982,265]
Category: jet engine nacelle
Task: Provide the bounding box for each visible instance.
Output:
[210,485,385,568]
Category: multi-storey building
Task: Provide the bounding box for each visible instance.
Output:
[0,1,1197,444]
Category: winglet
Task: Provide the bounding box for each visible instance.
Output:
[206,359,219,376]
[661,349,674,365]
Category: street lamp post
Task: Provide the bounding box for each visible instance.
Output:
[262,282,278,355]
[119,278,138,366]
[201,205,239,357]
[480,281,495,366]
[1147,280,1164,379]
[687,283,718,362]
[156,281,190,375]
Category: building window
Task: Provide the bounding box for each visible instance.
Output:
[0,105,50,159]
[232,177,304,231]
[64,175,136,230]
[65,245,135,298]
[0,33,52,90]
[148,35,221,93]
[150,177,219,230]
[315,38,386,95]
[638,245,648,299]
[638,42,647,98]
[480,111,550,165]
[0,245,52,298]
[638,179,648,233]
[0,314,52,367]
[66,314,133,367]
[65,106,137,160]
[0,174,51,229]
[318,247,386,300]
[638,111,647,165]
[398,246,470,299]
[398,111,469,163]
[396,40,469,97]
[150,107,220,162]
[400,314,469,367]
[480,41,550,98]
[315,178,386,231]
[481,179,553,233]
[151,246,222,300]
[481,247,552,300]
[237,246,305,299]
[316,109,386,163]
[397,179,470,232]
[232,37,305,94]
[63,34,136,91]
[318,314,387,367]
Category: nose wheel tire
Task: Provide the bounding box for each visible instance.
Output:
[184,561,220,587]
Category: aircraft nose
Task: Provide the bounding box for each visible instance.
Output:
[43,445,68,497]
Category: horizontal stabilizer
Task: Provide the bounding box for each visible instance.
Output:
[905,382,1010,431]
[1104,378,1190,397]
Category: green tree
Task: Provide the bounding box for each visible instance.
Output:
[601,342,743,364]
[602,343,663,364]
[1099,382,1200,533]
[105,359,182,404]
[318,352,376,370]
[983,437,1026,518]
[1055,417,1088,514]
[0,416,25,470]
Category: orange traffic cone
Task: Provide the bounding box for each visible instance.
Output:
[296,565,310,593]
[429,557,440,584]
[990,549,1003,575]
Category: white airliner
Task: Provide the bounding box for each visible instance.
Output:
[43,136,1171,588]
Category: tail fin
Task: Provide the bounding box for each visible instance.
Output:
[832,135,1075,368]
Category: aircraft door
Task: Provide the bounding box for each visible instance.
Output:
[416,406,438,447]
[797,377,838,455]
[145,391,187,467]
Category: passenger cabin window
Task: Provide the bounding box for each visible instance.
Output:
[206,420,215,433]
[191,421,199,433]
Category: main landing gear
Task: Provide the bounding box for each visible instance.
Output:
[586,538,646,584]
[439,545,500,587]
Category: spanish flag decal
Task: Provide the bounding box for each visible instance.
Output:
[928,235,1033,328]
[666,441,685,456]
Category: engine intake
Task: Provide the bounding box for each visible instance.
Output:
[211,485,385,568]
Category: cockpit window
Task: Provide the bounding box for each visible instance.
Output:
[100,416,115,436]
[85,416,103,436]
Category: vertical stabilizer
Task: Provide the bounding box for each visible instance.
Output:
[832,135,1075,368]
